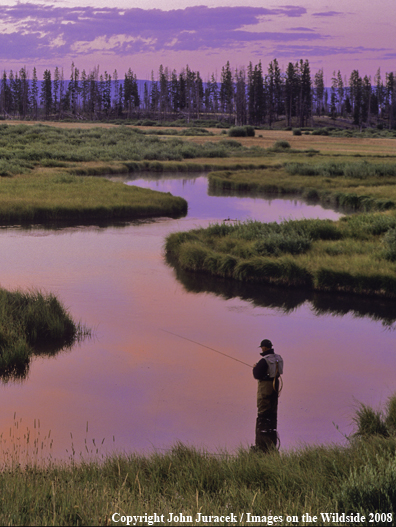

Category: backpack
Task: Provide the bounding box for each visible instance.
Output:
[262,353,283,378]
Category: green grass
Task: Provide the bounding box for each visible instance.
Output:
[0,123,271,224]
[0,288,88,382]
[165,213,396,297]
[0,174,187,224]
[208,161,396,213]
[0,124,264,175]
[0,397,395,525]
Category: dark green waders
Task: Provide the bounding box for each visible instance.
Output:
[255,378,279,452]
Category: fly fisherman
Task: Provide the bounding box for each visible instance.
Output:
[253,339,283,452]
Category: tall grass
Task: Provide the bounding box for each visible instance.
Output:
[0,288,88,382]
[0,174,187,224]
[165,213,396,297]
[0,398,395,525]
[0,124,264,176]
[285,161,396,179]
[208,166,396,212]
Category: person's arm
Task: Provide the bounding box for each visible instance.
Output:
[253,358,268,380]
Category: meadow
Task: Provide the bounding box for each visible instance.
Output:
[0,122,396,524]
[163,130,396,298]
[0,397,395,526]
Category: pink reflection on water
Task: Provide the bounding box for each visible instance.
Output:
[0,177,394,460]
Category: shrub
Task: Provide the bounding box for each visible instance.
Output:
[382,227,396,261]
[272,140,291,150]
[292,128,302,136]
[228,127,247,137]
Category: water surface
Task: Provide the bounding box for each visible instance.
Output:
[0,174,395,461]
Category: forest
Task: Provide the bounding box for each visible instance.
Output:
[1,59,396,129]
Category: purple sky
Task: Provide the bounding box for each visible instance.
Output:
[0,0,395,81]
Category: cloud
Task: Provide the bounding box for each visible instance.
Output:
[312,11,343,17]
[0,3,313,60]
[272,44,389,58]
[287,27,316,32]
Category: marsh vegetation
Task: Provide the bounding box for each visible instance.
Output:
[0,397,395,525]
[0,288,88,381]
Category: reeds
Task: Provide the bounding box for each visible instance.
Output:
[0,288,88,380]
[165,213,396,297]
[0,398,395,524]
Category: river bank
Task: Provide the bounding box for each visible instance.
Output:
[1,397,395,526]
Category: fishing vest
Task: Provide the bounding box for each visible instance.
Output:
[262,353,283,379]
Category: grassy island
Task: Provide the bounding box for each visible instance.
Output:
[0,397,395,525]
[165,212,396,298]
[0,288,87,381]
[165,137,396,298]
[0,174,187,224]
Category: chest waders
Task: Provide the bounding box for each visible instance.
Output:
[255,354,283,453]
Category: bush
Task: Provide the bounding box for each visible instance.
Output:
[292,128,302,136]
[228,127,247,137]
[382,227,396,261]
[272,140,291,150]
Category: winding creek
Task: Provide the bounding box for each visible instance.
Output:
[1,173,395,461]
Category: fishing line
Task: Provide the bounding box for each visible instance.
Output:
[160,329,252,368]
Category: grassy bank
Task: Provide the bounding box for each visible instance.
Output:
[208,159,396,213]
[165,213,396,298]
[0,123,265,177]
[0,174,187,224]
[0,123,270,224]
[0,398,395,525]
[0,288,88,381]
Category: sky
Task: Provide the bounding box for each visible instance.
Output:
[0,0,395,81]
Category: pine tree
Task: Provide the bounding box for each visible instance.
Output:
[247,62,265,126]
[362,75,372,125]
[170,70,180,114]
[386,72,395,130]
[19,66,30,119]
[235,68,247,125]
[285,62,297,126]
[53,67,60,118]
[0,71,12,117]
[314,68,324,116]
[337,71,344,115]
[330,71,338,121]
[220,61,234,121]
[81,69,89,116]
[40,69,52,118]
[349,70,363,128]
[374,68,384,122]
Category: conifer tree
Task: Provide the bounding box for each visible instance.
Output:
[314,68,324,116]
[40,69,52,118]
[235,68,247,125]
[220,61,234,121]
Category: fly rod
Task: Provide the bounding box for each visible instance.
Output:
[160,328,252,368]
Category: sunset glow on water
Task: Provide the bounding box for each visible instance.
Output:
[0,175,395,461]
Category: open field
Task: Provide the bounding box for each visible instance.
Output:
[0,397,395,525]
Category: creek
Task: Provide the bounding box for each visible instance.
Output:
[0,173,395,460]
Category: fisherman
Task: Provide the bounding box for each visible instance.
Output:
[253,339,283,451]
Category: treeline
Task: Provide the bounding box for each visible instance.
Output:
[1,60,396,129]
